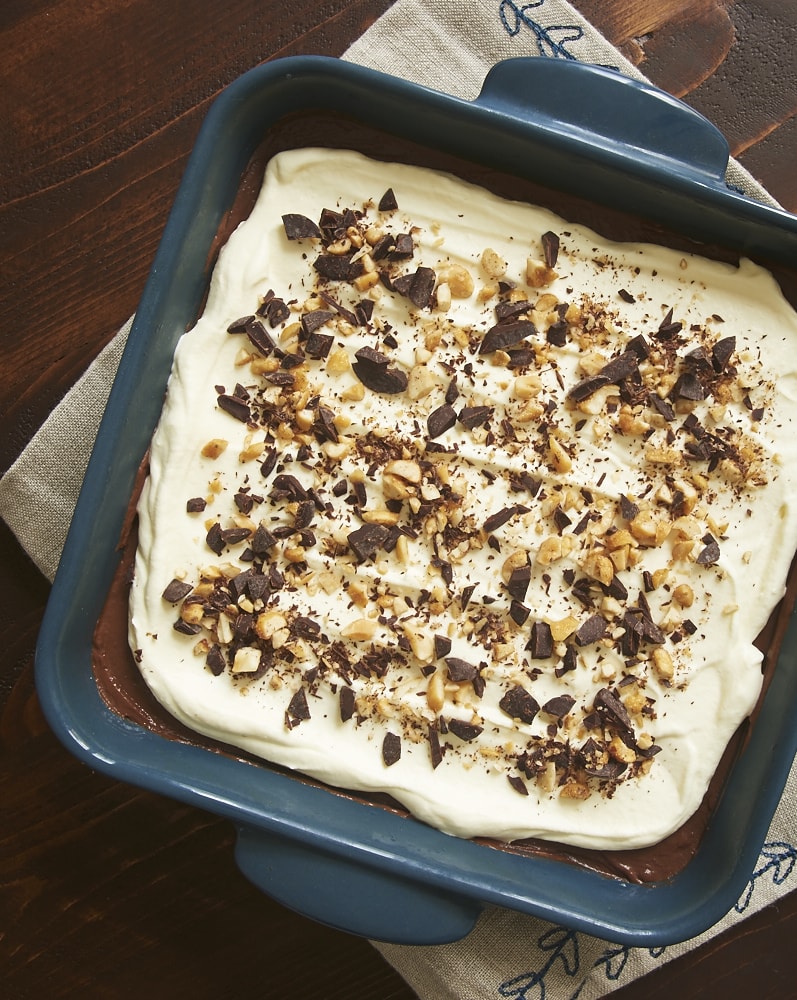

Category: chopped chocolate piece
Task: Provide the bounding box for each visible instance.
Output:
[712,335,736,372]
[447,719,484,742]
[495,300,533,322]
[428,723,443,769]
[382,731,402,766]
[205,644,226,676]
[541,230,560,268]
[434,634,452,659]
[173,619,202,636]
[546,320,568,347]
[594,687,633,735]
[221,527,252,547]
[217,393,251,423]
[261,296,291,328]
[445,657,479,683]
[287,687,311,723]
[347,522,390,562]
[506,564,531,603]
[499,685,540,725]
[206,522,225,556]
[507,774,529,796]
[458,405,492,430]
[509,599,531,625]
[529,620,554,659]
[618,288,635,303]
[293,499,316,530]
[479,319,536,355]
[251,523,277,555]
[552,506,572,533]
[304,332,334,359]
[599,351,639,384]
[378,188,398,212]
[542,694,576,719]
[696,533,721,565]
[186,497,207,513]
[484,504,529,533]
[648,392,675,422]
[444,378,460,404]
[556,644,578,677]
[370,233,395,261]
[313,253,362,282]
[671,371,705,402]
[389,232,415,259]
[407,266,436,308]
[301,309,335,335]
[162,579,193,603]
[625,334,650,360]
[317,290,358,326]
[427,403,457,439]
[574,613,607,646]
[272,473,309,501]
[282,213,322,240]
[567,372,610,402]
[619,494,639,521]
[352,348,409,394]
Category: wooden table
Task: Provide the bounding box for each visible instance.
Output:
[2,2,796,997]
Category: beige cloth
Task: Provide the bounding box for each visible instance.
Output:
[2,2,795,998]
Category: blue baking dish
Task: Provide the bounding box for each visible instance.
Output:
[36,56,797,946]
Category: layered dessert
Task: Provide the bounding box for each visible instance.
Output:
[124,146,797,854]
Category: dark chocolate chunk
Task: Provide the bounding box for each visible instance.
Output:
[347,523,390,562]
[162,579,193,603]
[574,613,607,646]
[313,253,362,282]
[301,309,335,335]
[173,619,202,636]
[499,685,540,724]
[618,288,635,303]
[507,774,529,796]
[408,266,436,308]
[382,732,402,766]
[506,564,531,603]
[479,319,536,355]
[287,687,311,723]
[445,657,479,683]
[251,523,277,556]
[205,522,225,556]
[529,620,554,659]
[433,635,452,659]
[567,372,610,402]
[671,371,705,402]
[447,718,483,742]
[712,335,736,372]
[542,694,576,719]
[619,494,639,521]
[338,685,356,723]
[221,527,252,547]
[594,687,633,735]
[458,405,492,430]
[509,600,531,625]
[389,232,414,258]
[427,403,457,439]
[495,300,533,322]
[541,230,560,268]
[696,533,720,565]
[206,644,226,676]
[428,723,444,769]
[186,497,207,513]
[378,188,398,212]
[282,213,322,240]
[555,644,578,677]
[352,348,409,394]
[217,393,251,423]
[483,504,529,534]
[545,320,568,347]
[304,332,334,359]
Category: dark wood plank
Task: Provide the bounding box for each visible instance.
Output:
[2,3,796,998]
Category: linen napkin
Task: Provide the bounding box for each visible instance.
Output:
[2,2,795,998]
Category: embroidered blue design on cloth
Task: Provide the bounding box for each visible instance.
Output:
[499,0,584,58]
[495,839,797,997]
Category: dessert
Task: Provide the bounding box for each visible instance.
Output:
[126,147,797,852]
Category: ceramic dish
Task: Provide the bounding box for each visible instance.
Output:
[36,56,797,946]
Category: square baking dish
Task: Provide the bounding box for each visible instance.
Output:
[36,55,797,946]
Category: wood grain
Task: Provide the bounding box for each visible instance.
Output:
[2,3,796,998]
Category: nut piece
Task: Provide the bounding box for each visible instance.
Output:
[201,438,228,459]
[341,618,379,641]
[480,247,507,279]
[437,263,474,299]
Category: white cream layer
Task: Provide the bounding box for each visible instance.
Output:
[130,148,797,848]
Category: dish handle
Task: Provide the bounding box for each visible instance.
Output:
[234,824,482,944]
[474,57,730,186]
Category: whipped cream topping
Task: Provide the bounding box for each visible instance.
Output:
[130,148,797,848]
